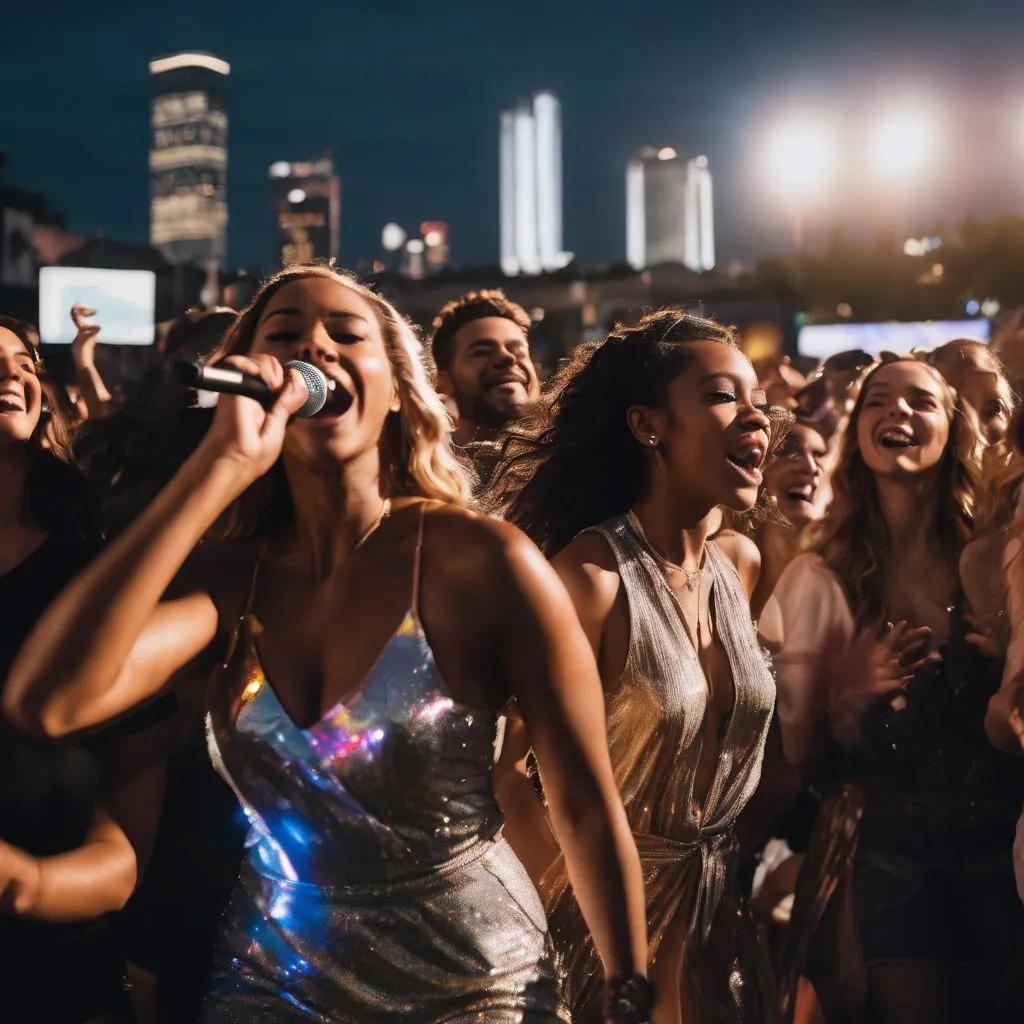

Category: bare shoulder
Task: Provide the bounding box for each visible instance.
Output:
[960,531,1007,582]
[712,528,762,599]
[552,530,621,606]
[419,503,560,611]
[960,531,1008,620]
[421,502,533,568]
[422,504,619,618]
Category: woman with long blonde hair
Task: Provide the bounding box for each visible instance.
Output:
[772,357,1024,1023]
[5,265,650,1023]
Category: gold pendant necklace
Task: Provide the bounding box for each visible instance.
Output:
[626,510,704,591]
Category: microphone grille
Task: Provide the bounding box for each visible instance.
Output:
[285,360,329,418]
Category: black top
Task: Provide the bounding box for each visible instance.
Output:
[836,600,1024,807]
[0,536,170,1022]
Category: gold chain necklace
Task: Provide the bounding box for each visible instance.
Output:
[353,498,392,551]
[626,509,704,592]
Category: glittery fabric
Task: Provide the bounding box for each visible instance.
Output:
[200,546,567,1022]
[543,514,778,1022]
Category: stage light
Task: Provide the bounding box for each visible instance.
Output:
[868,104,940,183]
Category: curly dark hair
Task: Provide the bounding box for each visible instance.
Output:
[428,289,531,373]
[487,308,758,555]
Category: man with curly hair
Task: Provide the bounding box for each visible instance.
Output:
[428,289,540,454]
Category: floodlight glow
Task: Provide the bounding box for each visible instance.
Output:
[868,105,940,182]
[767,117,838,196]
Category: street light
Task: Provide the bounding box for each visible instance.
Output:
[766,116,838,251]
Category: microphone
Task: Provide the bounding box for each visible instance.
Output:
[176,359,330,419]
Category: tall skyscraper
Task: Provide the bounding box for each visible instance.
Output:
[626,148,715,272]
[269,157,341,266]
[684,156,715,272]
[499,91,572,276]
[149,52,229,268]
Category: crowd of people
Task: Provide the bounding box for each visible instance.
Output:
[1,265,1023,1024]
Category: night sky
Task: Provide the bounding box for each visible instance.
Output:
[4,0,1024,271]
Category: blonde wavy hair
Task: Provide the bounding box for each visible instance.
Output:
[974,407,1024,535]
[206,264,474,539]
[804,357,983,629]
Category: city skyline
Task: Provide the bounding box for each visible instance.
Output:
[4,0,1024,272]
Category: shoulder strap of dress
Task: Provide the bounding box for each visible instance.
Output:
[411,502,428,621]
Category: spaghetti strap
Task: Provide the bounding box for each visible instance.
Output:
[411,502,427,622]
[241,540,267,619]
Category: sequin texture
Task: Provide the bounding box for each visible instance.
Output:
[201,590,567,1022]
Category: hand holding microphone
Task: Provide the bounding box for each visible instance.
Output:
[189,355,329,482]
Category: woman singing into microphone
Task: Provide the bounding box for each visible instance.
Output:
[5,265,650,1023]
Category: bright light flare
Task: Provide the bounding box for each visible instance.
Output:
[766,117,839,196]
[868,105,940,183]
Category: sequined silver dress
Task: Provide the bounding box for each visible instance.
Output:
[200,510,567,1023]
[543,515,778,1022]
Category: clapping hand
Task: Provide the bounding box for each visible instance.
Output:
[828,622,939,747]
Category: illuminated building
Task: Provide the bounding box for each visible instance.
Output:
[499,91,572,276]
[149,52,229,267]
[684,156,715,271]
[270,157,341,266]
[626,148,715,272]
[420,221,449,271]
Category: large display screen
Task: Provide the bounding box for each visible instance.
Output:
[798,319,990,360]
[39,267,156,345]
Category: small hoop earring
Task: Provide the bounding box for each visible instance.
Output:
[648,435,658,446]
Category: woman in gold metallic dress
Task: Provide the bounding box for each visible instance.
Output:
[491,310,785,1023]
[5,266,652,1023]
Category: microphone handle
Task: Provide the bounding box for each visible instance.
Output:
[177,362,274,407]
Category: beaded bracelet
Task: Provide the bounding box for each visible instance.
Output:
[603,973,654,1023]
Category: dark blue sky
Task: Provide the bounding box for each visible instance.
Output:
[4,0,1024,270]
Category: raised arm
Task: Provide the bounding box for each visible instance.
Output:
[70,305,114,421]
[4,355,309,737]
[496,530,647,990]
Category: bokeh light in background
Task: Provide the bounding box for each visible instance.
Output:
[381,223,407,252]
[868,103,941,183]
[765,115,839,250]
[766,116,839,197]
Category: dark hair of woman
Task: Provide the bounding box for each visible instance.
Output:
[74,309,236,538]
[487,308,787,555]
[0,315,89,540]
[804,357,982,629]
